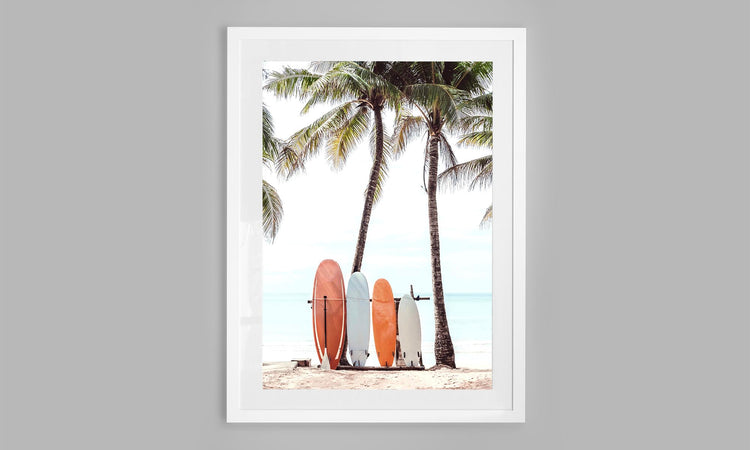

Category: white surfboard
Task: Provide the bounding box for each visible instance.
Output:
[346,272,370,366]
[397,293,422,367]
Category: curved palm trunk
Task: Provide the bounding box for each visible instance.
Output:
[338,106,385,367]
[351,106,384,274]
[427,135,456,368]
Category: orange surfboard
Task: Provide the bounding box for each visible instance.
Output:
[372,278,397,367]
[312,259,346,370]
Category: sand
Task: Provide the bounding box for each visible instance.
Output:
[262,362,492,390]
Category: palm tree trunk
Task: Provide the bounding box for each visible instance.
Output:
[427,135,456,368]
[340,106,385,367]
[351,106,384,274]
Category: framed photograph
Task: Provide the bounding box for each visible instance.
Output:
[227,27,525,422]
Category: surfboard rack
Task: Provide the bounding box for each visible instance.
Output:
[306,283,429,303]
[306,296,430,304]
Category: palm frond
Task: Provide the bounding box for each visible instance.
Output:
[468,156,493,190]
[275,145,305,179]
[368,125,392,205]
[262,180,283,241]
[286,101,357,166]
[370,151,390,205]
[453,61,493,93]
[438,134,458,171]
[385,61,422,88]
[326,106,371,170]
[461,92,493,114]
[309,61,339,72]
[301,61,404,113]
[455,114,492,133]
[480,204,493,227]
[438,155,492,191]
[448,91,492,136]
[262,104,280,167]
[409,62,446,84]
[346,62,403,110]
[301,66,368,112]
[403,83,468,125]
[457,130,493,148]
[454,92,493,148]
[263,104,302,178]
[263,67,320,100]
[390,110,426,158]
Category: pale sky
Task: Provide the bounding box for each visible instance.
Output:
[262,62,492,296]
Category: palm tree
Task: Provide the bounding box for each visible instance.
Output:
[391,62,492,367]
[264,62,403,365]
[438,91,493,226]
[264,62,403,271]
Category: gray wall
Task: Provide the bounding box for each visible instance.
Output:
[2,1,748,448]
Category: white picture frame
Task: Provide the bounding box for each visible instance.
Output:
[227,27,525,423]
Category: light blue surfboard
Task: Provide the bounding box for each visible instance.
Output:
[346,272,370,366]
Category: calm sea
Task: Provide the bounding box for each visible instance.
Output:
[262,292,492,369]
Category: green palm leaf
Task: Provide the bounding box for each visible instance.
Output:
[457,130,493,148]
[451,91,492,140]
[480,204,493,227]
[368,125,392,205]
[438,133,458,171]
[286,101,358,167]
[262,180,283,242]
[453,61,493,94]
[301,62,403,113]
[391,110,426,158]
[461,91,493,113]
[455,115,492,133]
[326,106,371,170]
[302,67,368,112]
[308,61,339,72]
[438,154,492,191]
[262,104,279,166]
[403,83,467,125]
[409,62,446,84]
[274,145,305,179]
[263,67,320,100]
[342,62,403,109]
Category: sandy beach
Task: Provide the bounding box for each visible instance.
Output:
[263,362,492,390]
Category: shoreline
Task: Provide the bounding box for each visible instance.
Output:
[262,362,492,390]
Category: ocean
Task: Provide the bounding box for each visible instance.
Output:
[262,292,492,369]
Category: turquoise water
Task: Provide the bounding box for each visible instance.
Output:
[262,292,492,368]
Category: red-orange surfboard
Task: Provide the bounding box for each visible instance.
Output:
[372,278,397,367]
[312,259,346,370]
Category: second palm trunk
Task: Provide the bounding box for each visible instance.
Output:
[427,135,456,368]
